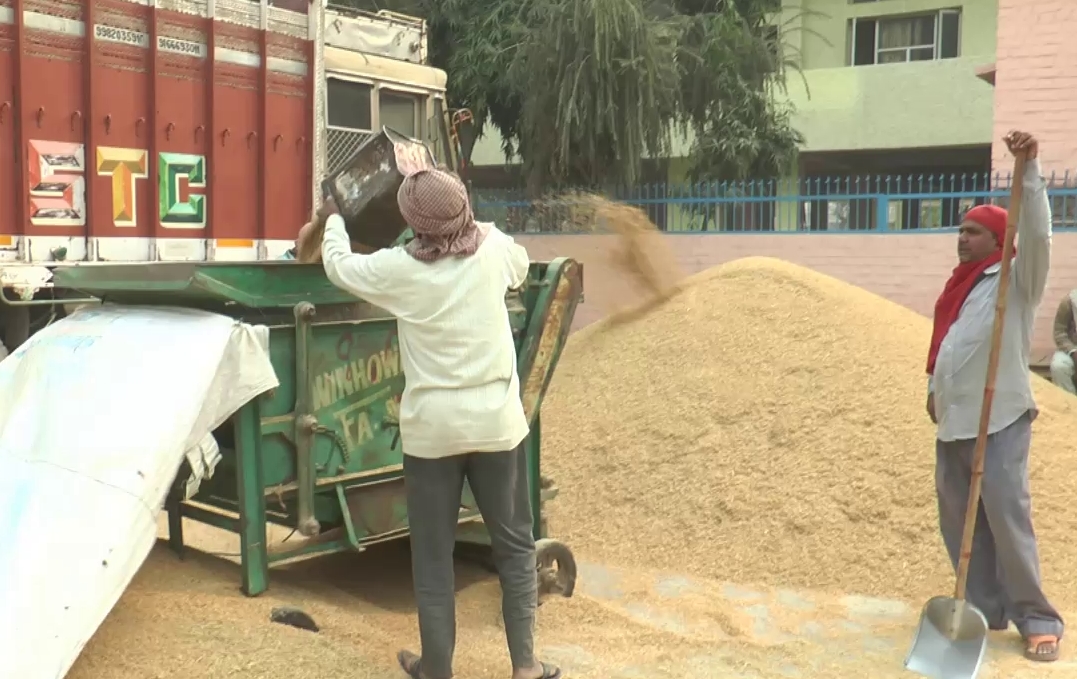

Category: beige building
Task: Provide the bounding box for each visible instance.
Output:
[781,0,998,178]
[986,0,1077,181]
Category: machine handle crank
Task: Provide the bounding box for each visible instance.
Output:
[308,423,351,474]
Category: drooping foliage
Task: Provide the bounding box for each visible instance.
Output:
[342,0,804,192]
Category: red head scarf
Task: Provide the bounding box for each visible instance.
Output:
[925,204,1012,375]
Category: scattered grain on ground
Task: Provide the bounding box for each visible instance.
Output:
[542,256,1077,610]
[72,520,1077,677]
[69,522,723,679]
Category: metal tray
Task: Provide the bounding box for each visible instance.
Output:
[321,127,436,251]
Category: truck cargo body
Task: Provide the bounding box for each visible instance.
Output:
[0,0,448,266]
[0,0,452,352]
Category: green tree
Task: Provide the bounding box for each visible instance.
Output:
[346,0,803,193]
[672,0,804,183]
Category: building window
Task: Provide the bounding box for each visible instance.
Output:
[850,9,960,66]
[327,77,373,131]
[379,89,420,138]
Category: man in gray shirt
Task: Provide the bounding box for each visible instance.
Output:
[1049,292,1077,394]
[925,130,1062,662]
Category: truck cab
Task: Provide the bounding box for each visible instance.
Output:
[322,6,457,175]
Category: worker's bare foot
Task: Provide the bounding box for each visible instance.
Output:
[513,661,562,679]
[1024,634,1060,662]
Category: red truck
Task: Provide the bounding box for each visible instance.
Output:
[0,0,463,356]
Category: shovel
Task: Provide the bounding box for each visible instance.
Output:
[904,149,1028,679]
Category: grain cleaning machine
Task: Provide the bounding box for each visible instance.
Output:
[50,132,582,600]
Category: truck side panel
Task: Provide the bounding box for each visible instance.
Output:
[0,0,313,264]
[152,8,212,261]
[93,0,155,261]
[212,24,263,251]
[264,33,312,244]
[20,0,87,259]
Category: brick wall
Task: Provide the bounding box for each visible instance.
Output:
[993,0,1077,176]
[517,232,1077,365]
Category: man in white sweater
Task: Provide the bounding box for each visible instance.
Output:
[317,169,560,679]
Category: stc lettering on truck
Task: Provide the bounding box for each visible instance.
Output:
[28,139,207,229]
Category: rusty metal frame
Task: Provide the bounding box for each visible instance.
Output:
[517,258,584,426]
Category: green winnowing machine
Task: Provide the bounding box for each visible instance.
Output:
[51,255,582,599]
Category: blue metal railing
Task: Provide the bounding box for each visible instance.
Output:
[472,171,1077,234]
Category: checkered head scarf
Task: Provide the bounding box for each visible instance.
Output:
[397,169,485,262]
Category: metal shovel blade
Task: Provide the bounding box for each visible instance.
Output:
[905,596,989,679]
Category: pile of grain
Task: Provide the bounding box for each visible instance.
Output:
[542,256,1077,608]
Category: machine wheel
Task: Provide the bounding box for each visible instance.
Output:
[535,538,576,599]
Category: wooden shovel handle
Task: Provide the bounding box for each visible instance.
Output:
[953,150,1028,601]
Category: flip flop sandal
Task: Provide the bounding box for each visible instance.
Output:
[1024,638,1060,662]
[535,662,562,679]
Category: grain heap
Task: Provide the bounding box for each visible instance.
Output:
[542,256,1077,608]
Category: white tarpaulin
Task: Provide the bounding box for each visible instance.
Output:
[0,306,280,678]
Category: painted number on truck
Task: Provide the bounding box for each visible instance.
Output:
[26,140,207,230]
[157,37,206,59]
[94,24,206,59]
[94,24,150,49]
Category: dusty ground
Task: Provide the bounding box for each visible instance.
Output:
[65,517,1077,679]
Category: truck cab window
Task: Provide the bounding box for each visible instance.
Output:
[327,78,373,131]
[380,90,419,138]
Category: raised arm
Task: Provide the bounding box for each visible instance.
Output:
[1005,131,1051,304]
[320,211,411,315]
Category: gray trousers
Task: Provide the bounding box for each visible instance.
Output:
[935,411,1064,638]
[404,447,538,679]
